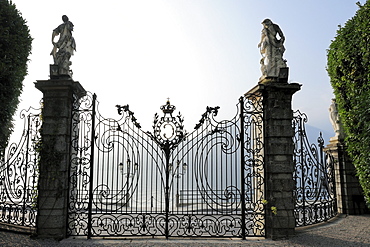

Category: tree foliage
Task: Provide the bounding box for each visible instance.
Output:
[0,0,32,153]
[327,1,370,206]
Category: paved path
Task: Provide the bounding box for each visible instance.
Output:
[0,214,369,246]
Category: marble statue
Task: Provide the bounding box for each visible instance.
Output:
[50,15,76,76]
[258,19,287,79]
[329,98,344,141]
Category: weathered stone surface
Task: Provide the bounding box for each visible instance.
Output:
[271,179,295,192]
[43,104,71,118]
[265,161,294,173]
[37,214,67,229]
[41,124,71,136]
[35,78,86,239]
[266,142,293,154]
[259,81,300,240]
[269,216,296,228]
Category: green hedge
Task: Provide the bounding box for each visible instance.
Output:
[0,0,32,153]
[327,1,370,206]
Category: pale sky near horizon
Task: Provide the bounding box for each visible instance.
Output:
[9,0,367,143]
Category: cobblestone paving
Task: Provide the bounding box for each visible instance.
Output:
[0,214,369,246]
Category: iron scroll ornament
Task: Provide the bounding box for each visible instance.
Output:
[116,99,188,156]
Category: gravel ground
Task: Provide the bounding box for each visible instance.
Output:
[0,214,369,246]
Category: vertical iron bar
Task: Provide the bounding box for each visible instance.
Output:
[164,141,170,239]
[150,139,154,213]
[8,205,12,224]
[331,150,337,216]
[22,115,31,226]
[116,124,120,214]
[107,121,111,214]
[299,117,305,226]
[262,94,267,237]
[141,131,145,216]
[95,104,101,219]
[211,121,214,216]
[155,140,160,214]
[87,94,97,239]
[239,96,246,239]
[318,135,327,221]
[66,93,75,235]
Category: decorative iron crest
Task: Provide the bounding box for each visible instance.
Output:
[151,99,186,152]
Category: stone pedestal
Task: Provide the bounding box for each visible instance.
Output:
[325,139,367,215]
[257,77,301,239]
[34,79,86,239]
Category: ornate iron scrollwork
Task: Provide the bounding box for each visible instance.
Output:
[69,93,265,239]
[0,106,41,229]
[293,110,337,227]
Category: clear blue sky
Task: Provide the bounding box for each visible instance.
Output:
[11,0,367,142]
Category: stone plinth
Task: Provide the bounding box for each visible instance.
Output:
[255,77,301,239]
[35,79,86,239]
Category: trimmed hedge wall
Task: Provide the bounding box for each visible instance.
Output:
[0,0,32,153]
[327,1,370,207]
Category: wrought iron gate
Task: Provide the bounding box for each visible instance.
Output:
[0,107,40,230]
[293,110,337,226]
[67,92,264,238]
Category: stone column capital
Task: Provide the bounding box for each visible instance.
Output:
[35,79,86,98]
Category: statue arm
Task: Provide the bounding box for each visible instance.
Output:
[50,28,60,57]
[67,21,74,32]
[50,31,56,56]
[274,24,285,44]
[278,29,285,43]
[51,28,60,45]
[71,37,76,51]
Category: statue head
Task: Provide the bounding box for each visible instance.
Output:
[62,15,69,23]
[262,19,272,28]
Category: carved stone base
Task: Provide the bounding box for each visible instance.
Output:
[50,64,73,79]
[259,67,289,83]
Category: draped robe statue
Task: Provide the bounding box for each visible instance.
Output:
[51,15,76,76]
[258,19,287,80]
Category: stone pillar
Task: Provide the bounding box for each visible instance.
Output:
[258,77,301,239]
[325,140,367,214]
[34,79,86,239]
